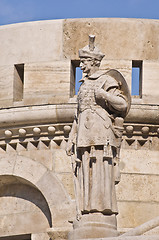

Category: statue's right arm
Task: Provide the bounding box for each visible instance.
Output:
[66,118,77,156]
[95,87,127,112]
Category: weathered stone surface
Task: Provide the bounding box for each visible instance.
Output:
[0,65,14,107]
[120,149,159,175]
[0,153,16,175]
[56,173,75,199]
[143,61,159,103]
[126,105,159,124]
[24,61,71,105]
[49,201,76,228]
[19,149,53,170]
[116,173,159,202]
[63,18,159,61]
[13,155,47,184]
[0,20,63,66]
[53,149,72,173]
[117,201,159,229]
[36,170,70,206]
[0,105,75,127]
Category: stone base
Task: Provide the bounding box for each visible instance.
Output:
[68,213,118,239]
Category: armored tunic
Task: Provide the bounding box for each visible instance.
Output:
[76,71,122,149]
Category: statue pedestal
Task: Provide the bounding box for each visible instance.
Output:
[68,213,118,239]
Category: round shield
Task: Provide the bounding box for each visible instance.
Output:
[106,69,131,117]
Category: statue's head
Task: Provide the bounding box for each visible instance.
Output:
[79,35,105,75]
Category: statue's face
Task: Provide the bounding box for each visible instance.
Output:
[80,58,93,74]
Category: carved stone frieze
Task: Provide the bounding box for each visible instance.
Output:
[0,122,157,153]
[0,123,71,153]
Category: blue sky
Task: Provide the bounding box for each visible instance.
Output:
[0,0,159,26]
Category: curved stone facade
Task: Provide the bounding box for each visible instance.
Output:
[0,18,159,239]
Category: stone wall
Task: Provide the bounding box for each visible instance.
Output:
[0,18,158,239]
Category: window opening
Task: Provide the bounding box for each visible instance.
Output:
[132,60,142,97]
[75,67,82,94]
[14,64,24,101]
[70,60,83,97]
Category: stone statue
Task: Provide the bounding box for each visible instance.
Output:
[66,35,131,239]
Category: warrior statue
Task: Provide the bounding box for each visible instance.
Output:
[66,35,131,239]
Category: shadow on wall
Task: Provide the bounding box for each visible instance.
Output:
[0,175,52,236]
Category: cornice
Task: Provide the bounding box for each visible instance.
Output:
[0,104,75,128]
[0,104,158,128]
[0,122,158,153]
[126,104,159,124]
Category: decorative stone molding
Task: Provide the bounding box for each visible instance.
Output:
[123,123,159,137]
[0,123,72,153]
[0,122,157,152]
[1,123,71,140]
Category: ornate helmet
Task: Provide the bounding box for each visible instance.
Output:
[79,35,105,61]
